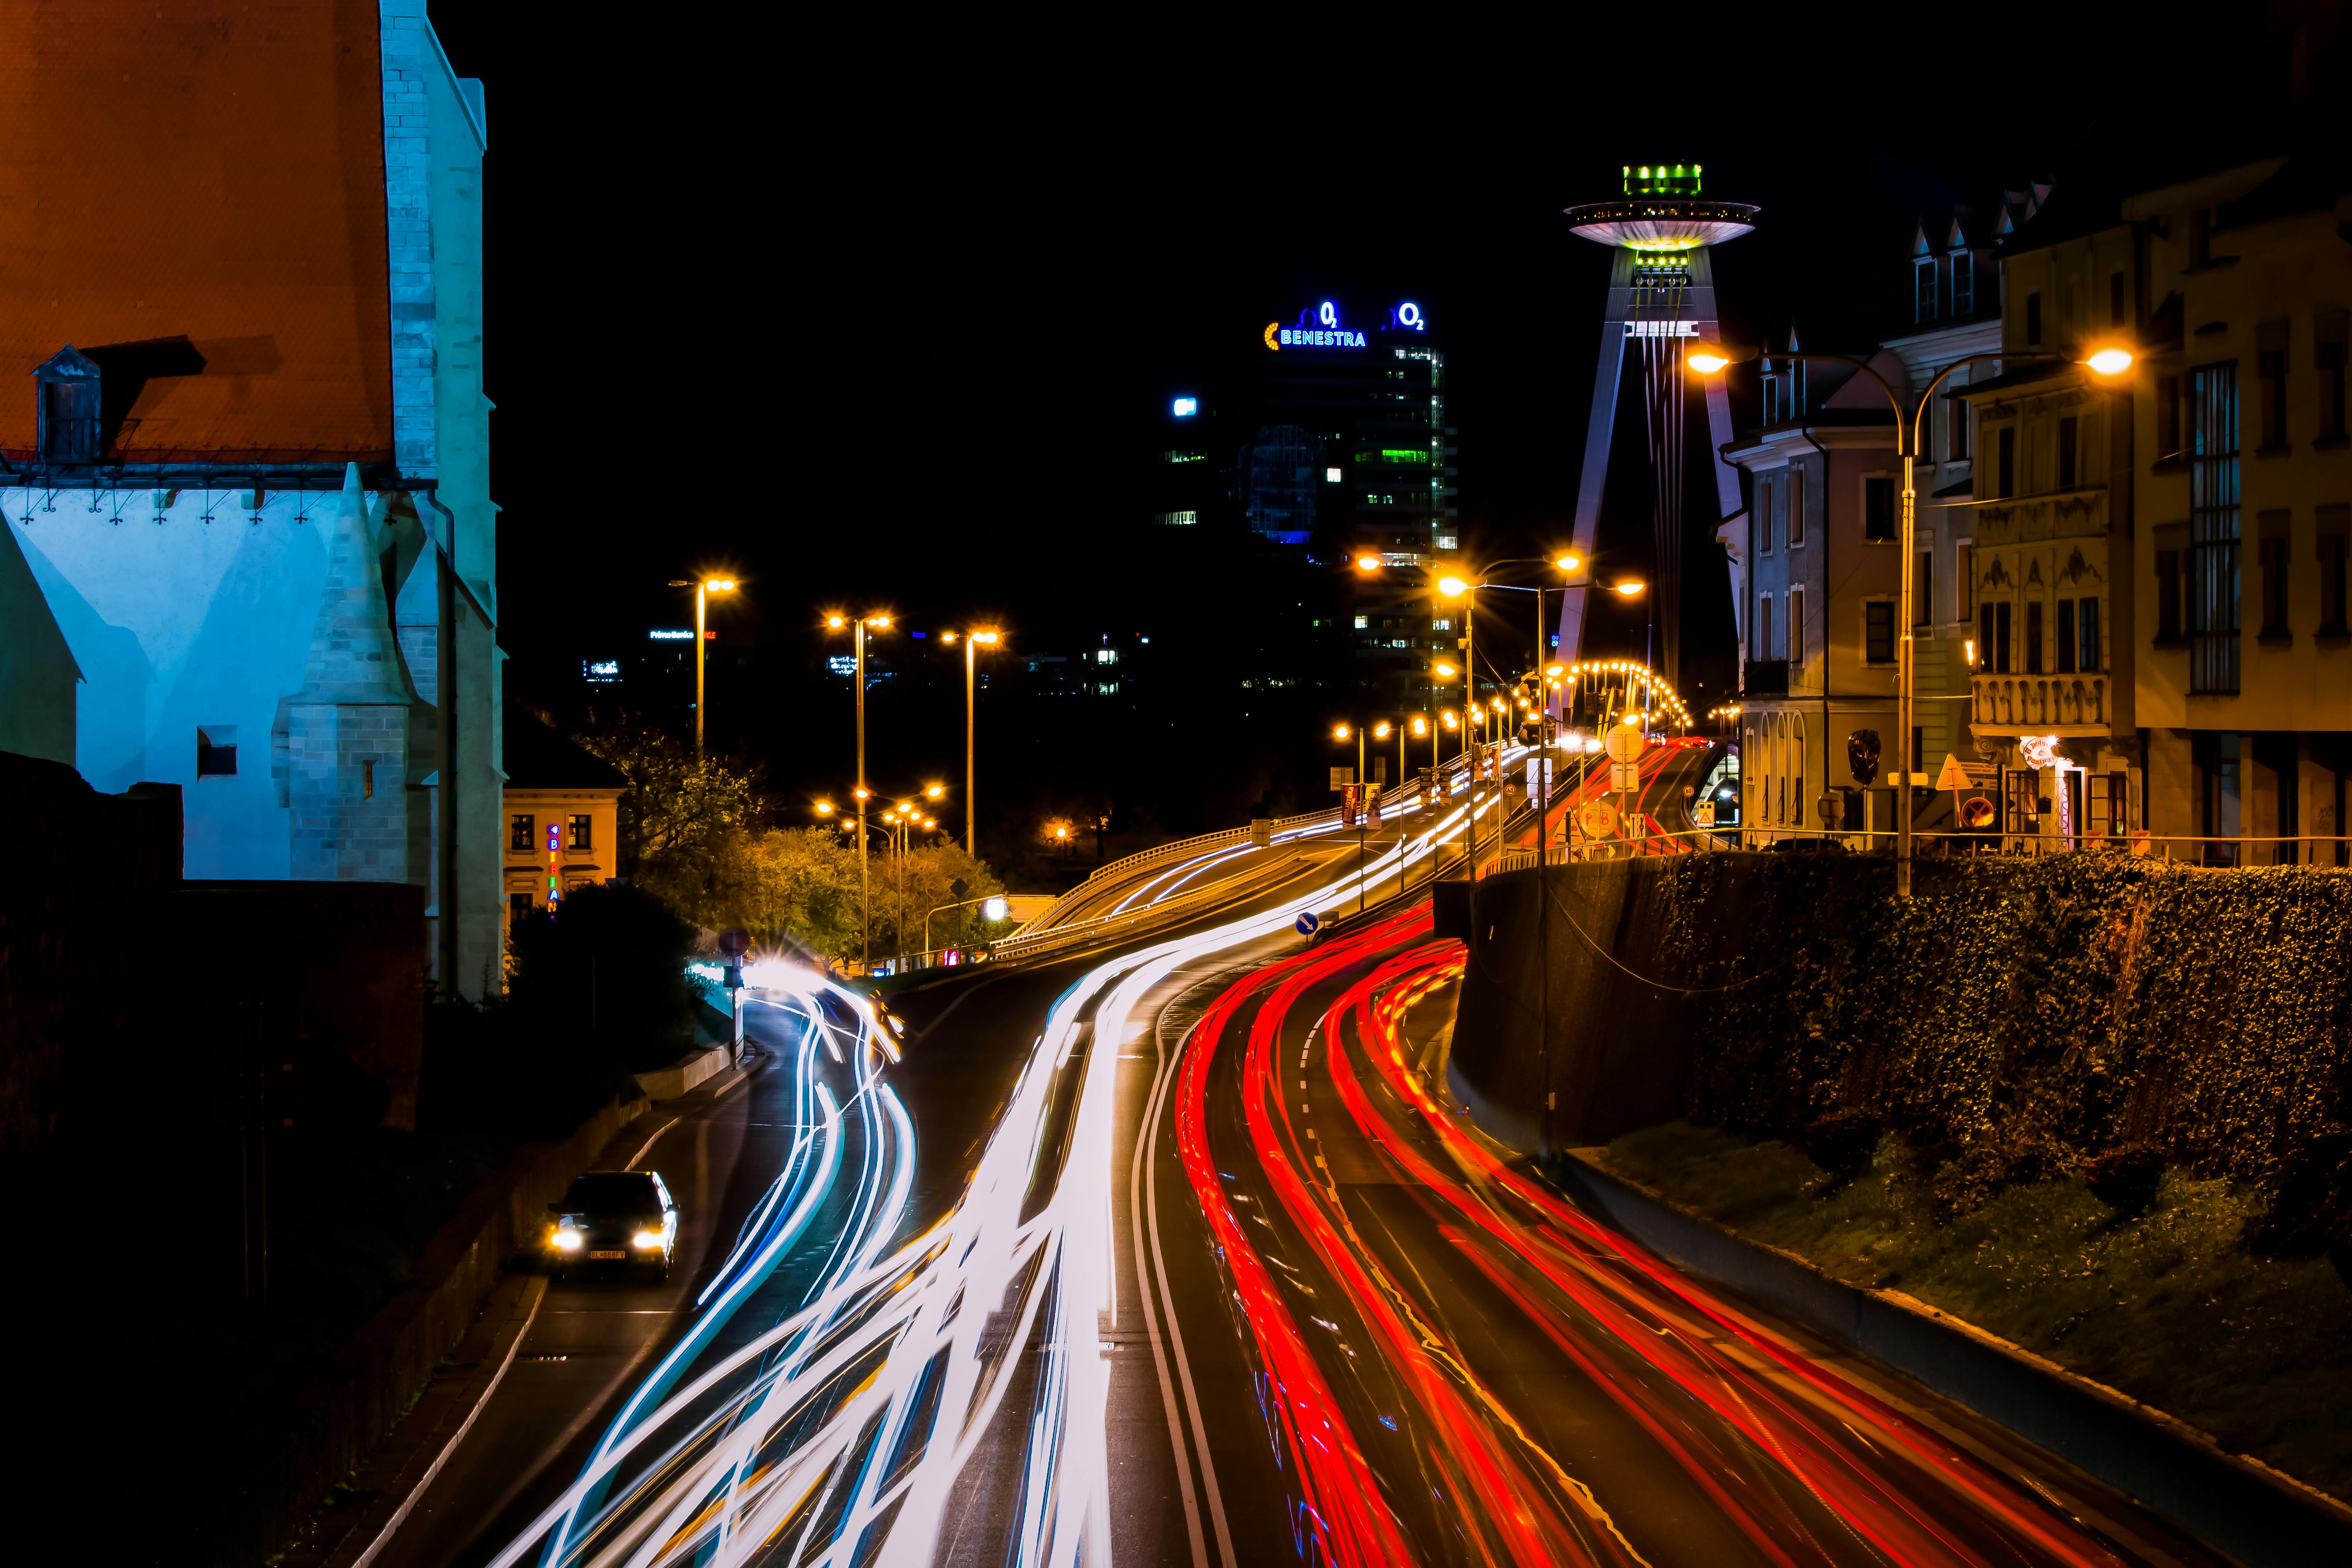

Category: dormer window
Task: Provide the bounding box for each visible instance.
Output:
[1915,258,1940,323]
[1951,250,1974,315]
[33,346,101,463]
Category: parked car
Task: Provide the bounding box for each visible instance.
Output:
[546,1170,678,1282]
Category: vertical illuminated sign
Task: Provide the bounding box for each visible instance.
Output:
[546,821,562,905]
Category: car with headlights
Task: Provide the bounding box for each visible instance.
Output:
[546,1170,678,1281]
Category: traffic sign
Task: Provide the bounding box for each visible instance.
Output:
[717,927,751,958]
[2129,829,2154,857]
[1604,723,1646,764]
[1296,910,1321,936]
[1611,761,1641,793]
[1693,801,1716,827]
[1576,799,1617,839]
[1959,796,1997,829]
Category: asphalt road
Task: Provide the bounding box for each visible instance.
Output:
[341,817,1381,1568]
[1118,905,2229,1568]
[338,754,2236,1568]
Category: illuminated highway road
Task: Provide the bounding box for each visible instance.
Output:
[1125,910,2227,1568]
[346,746,2225,1567]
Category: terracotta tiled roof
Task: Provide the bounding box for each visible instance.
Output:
[0,2,393,464]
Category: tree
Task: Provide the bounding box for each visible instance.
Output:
[703,827,864,959]
[869,841,1005,962]
[572,717,770,916]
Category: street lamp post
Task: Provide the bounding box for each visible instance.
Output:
[826,611,893,970]
[1688,341,2133,896]
[669,577,737,758]
[1331,718,1396,914]
[942,628,1000,858]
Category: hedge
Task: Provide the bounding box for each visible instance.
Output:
[1648,853,2352,1248]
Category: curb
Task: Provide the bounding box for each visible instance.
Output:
[1555,1147,2352,1568]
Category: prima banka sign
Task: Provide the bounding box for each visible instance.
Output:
[1264,298,1427,351]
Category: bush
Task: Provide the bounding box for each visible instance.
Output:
[1795,1107,1881,1173]
[2082,1145,2166,1215]
[506,881,700,1075]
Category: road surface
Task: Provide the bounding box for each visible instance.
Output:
[339,749,2233,1567]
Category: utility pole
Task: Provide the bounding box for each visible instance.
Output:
[855,617,869,971]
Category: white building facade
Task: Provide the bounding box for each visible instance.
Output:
[0,3,505,996]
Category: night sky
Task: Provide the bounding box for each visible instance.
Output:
[431,4,2323,840]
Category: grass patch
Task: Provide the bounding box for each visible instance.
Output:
[1602,1120,2352,1502]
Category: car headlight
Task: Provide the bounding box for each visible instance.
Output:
[552,1230,583,1251]
[632,1230,662,1249]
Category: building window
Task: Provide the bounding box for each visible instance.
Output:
[196,725,238,777]
[1865,600,1895,663]
[2321,509,2351,634]
[1955,540,1973,620]
[510,814,534,852]
[1864,476,1895,542]
[2025,600,2045,673]
[1947,393,1970,461]
[1951,250,1974,315]
[2189,362,2241,694]
[2057,598,2077,671]
[1788,467,1806,546]
[1757,594,1773,661]
[2320,338,2348,443]
[1915,259,1939,324]
[510,892,535,925]
[1917,552,1934,627]
[362,760,375,799]
[1757,476,1776,553]
[2057,416,2079,490]
[2025,290,2043,347]
[1994,600,2013,673]
[1980,603,1995,672]
[2156,550,2183,640]
[569,814,593,851]
[2078,598,2100,672]
[2157,375,2183,461]
[2259,348,2289,450]
[1996,427,2016,497]
[2261,534,2290,636]
[1789,587,1806,662]
[1156,510,1197,526]
[2110,271,2127,328]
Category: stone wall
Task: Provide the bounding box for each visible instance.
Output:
[0,751,180,1153]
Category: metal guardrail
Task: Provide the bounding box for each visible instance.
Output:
[1486,821,2352,869]
[1005,759,1485,943]
[988,753,1516,965]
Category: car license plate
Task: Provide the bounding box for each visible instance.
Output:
[589,1249,626,1260]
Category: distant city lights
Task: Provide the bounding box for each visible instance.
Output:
[1171,396,1198,417]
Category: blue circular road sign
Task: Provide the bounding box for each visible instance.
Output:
[1296,911,1321,936]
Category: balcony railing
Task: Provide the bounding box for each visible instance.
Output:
[1970,673,2107,729]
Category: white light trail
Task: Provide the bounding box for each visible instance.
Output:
[489,776,1498,1568]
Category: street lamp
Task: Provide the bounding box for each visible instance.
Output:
[825,610,893,970]
[669,576,737,757]
[939,628,1001,858]
[1688,338,2134,896]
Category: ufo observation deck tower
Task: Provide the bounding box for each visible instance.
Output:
[1557,164,1757,687]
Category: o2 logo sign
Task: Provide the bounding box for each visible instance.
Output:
[1265,299,1428,351]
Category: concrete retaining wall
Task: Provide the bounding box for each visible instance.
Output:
[209,1094,647,1567]
[634,1041,734,1101]
[1555,1149,2352,1567]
